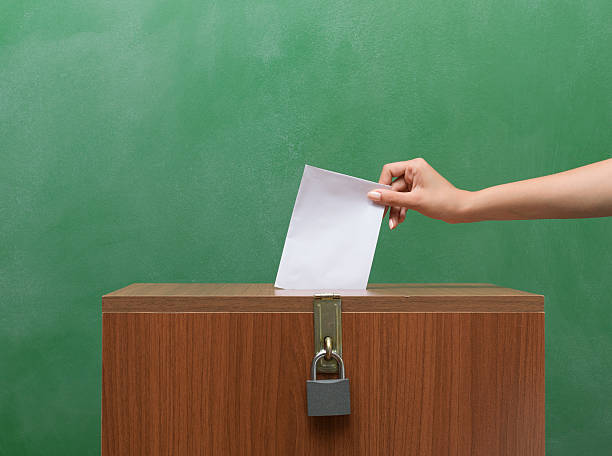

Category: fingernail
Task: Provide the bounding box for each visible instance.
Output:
[389,219,395,230]
[367,191,382,201]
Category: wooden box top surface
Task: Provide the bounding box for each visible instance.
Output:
[103,283,543,313]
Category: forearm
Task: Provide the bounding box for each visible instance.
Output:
[460,158,612,222]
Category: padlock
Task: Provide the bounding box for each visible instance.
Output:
[306,350,351,416]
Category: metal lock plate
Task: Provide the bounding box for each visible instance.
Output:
[313,294,342,373]
[306,379,351,416]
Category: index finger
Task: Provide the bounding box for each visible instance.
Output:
[378,161,412,185]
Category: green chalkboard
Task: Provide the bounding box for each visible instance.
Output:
[1,0,612,454]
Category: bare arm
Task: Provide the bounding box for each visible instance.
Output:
[366,158,612,227]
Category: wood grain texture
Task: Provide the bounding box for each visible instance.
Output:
[102,312,545,455]
[102,283,544,312]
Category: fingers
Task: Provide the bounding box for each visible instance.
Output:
[378,158,427,186]
[384,179,408,222]
[399,207,407,224]
[387,179,408,228]
[368,188,418,230]
[379,162,410,185]
[368,188,418,208]
[389,205,400,230]
[373,159,430,228]
[391,177,409,192]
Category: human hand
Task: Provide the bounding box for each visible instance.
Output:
[367,158,472,228]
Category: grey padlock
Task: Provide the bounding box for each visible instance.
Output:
[306,350,351,416]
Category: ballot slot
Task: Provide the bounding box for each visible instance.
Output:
[313,294,342,373]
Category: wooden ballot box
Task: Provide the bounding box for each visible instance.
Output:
[102,284,545,455]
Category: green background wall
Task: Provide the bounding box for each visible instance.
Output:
[2,0,611,454]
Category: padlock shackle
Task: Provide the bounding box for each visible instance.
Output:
[311,350,345,380]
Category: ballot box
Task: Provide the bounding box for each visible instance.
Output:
[102,283,545,455]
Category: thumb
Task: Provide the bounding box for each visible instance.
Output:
[368,188,417,208]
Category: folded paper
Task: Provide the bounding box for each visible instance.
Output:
[275,165,390,290]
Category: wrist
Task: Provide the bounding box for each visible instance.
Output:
[452,190,480,223]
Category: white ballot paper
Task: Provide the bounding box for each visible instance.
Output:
[275,165,390,290]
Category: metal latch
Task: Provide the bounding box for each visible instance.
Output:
[313,293,342,374]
